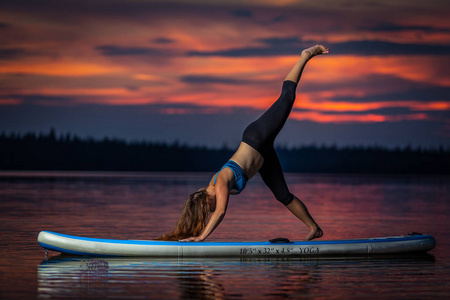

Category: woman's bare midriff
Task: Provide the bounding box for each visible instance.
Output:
[229,142,264,179]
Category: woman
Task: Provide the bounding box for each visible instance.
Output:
[158,45,329,242]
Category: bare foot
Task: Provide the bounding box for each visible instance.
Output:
[305,226,323,241]
[301,45,329,60]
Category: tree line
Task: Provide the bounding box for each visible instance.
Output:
[1,129,449,174]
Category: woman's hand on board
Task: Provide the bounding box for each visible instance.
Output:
[179,236,204,242]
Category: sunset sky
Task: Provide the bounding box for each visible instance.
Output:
[1,0,449,148]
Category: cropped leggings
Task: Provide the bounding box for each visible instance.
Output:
[242,80,297,205]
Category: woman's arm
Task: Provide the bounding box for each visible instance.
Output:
[182,172,231,242]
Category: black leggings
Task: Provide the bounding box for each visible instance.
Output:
[242,80,297,205]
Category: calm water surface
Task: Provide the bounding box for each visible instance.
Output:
[0,171,449,299]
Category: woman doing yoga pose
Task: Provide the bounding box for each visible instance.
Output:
[157,45,329,242]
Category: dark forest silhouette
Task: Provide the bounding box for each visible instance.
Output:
[1,129,449,174]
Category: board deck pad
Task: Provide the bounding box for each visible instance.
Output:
[38,231,436,257]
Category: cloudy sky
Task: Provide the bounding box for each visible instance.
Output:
[1,0,449,148]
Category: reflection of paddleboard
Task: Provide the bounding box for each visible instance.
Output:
[38,231,436,257]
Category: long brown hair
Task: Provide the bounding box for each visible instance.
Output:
[156,188,211,241]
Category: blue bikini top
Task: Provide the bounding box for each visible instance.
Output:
[213,160,248,194]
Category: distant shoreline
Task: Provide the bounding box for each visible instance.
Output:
[1,129,449,174]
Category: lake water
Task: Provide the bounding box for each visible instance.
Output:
[1,171,449,299]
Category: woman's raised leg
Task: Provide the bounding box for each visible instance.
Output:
[242,45,329,154]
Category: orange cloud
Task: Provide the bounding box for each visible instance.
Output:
[0,98,22,105]
[298,98,450,113]
[0,61,124,77]
[290,111,429,123]
[410,102,450,111]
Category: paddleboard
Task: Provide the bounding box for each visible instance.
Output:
[37,231,435,257]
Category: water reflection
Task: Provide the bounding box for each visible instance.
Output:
[1,172,448,299]
[38,255,435,299]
